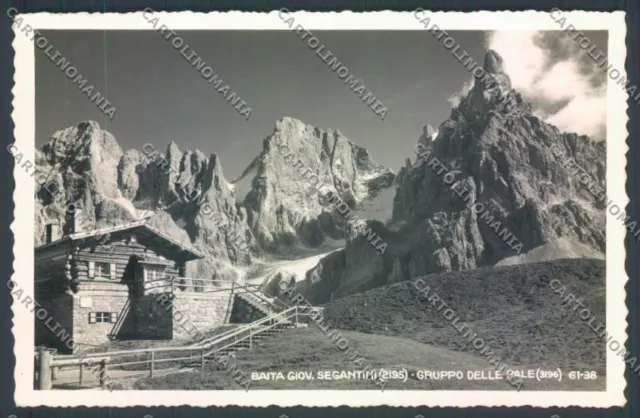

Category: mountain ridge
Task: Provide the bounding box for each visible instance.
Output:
[295,49,606,303]
[33,49,605,300]
[34,117,397,281]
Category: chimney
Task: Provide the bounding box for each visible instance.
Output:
[64,203,84,235]
[45,223,60,244]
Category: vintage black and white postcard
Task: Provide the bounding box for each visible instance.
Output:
[9,9,630,407]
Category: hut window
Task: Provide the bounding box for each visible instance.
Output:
[144,265,166,282]
[89,312,118,324]
[88,262,111,279]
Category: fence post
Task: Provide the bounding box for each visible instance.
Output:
[99,359,108,389]
[150,351,155,378]
[33,352,38,389]
[79,363,84,387]
[38,347,52,390]
[201,348,205,370]
[249,329,252,349]
[295,306,298,325]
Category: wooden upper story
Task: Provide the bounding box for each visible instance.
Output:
[35,220,204,297]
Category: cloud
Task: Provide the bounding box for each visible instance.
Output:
[447,78,474,107]
[450,31,607,140]
[491,31,606,139]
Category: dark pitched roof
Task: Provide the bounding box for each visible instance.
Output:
[35,220,204,261]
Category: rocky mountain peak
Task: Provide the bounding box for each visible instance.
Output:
[270,117,345,153]
[275,116,307,132]
[209,152,221,172]
[467,49,513,107]
[166,141,182,160]
[35,121,258,281]
[424,124,436,138]
[41,120,122,168]
[416,49,604,257]
[449,50,522,124]
[35,116,395,282]
[483,49,506,75]
[304,49,605,304]
[238,118,394,250]
[418,124,438,147]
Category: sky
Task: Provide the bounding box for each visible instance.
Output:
[36,29,607,179]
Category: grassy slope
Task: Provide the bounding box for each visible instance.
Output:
[127,258,605,391]
[133,327,603,390]
[322,258,605,371]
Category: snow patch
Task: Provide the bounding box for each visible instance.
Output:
[103,195,155,220]
[495,238,604,266]
[352,185,396,223]
[246,239,345,286]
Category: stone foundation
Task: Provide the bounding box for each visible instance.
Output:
[70,290,135,350]
[128,293,173,339]
[171,291,234,340]
[36,289,240,350]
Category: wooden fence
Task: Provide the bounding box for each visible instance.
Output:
[35,305,324,390]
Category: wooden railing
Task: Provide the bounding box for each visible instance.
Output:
[195,305,294,349]
[37,305,323,390]
[234,282,291,312]
[144,277,291,312]
[35,277,323,390]
[143,277,233,293]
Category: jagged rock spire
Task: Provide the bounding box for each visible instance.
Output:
[451,49,518,122]
[475,49,512,94]
[424,124,436,139]
[483,49,506,75]
[418,124,438,148]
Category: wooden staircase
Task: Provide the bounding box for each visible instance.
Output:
[207,322,296,357]
[236,291,274,316]
[199,284,318,358]
[233,282,290,316]
[196,305,309,359]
